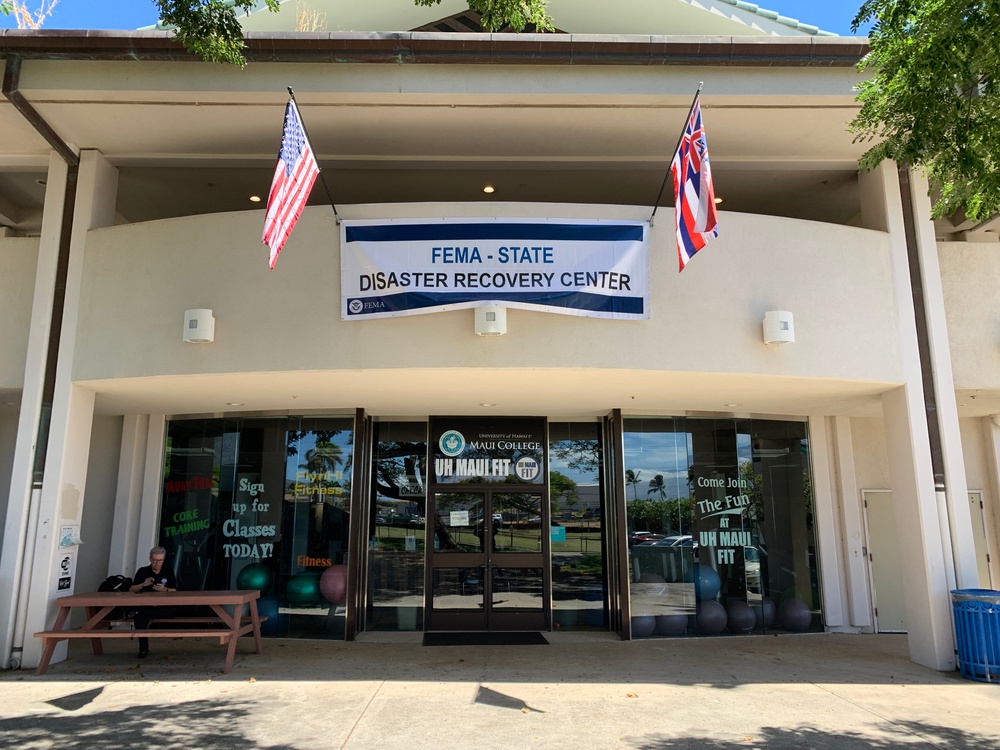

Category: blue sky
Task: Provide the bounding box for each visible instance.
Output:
[1,1,874,35]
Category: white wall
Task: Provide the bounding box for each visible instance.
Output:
[939,241,1000,391]
[0,237,38,390]
[73,203,899,386]
[851,418,890,490]
[960,417,1000,586]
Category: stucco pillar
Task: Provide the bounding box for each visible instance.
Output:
[831,416,872,629]
[10,151,119,670]
[0,153,71,669]
[908,170,978,590]
[861,160,957,669]
[808,415,846,628]
[984,417,1000,586]
[108,414,149,577]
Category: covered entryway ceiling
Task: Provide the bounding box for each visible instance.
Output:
[1,33,868,235]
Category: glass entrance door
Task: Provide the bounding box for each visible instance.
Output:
[427,489,546,630]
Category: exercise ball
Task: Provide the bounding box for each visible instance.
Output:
[726,600,755,634]
[257,595,280,636]
[694,565,721,601]
[756,597,776,629]
[778,598,812,632]
[631,615,657,638]
[696,600,728,635]
[236,562,274,594]
[654,614,688,636]
[637,572,666,583]
[286,571,322,605]
[320,564,348,605]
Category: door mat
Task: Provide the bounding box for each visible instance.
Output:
[423,631,549,646]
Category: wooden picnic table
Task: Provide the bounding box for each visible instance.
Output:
[34,589,264,675]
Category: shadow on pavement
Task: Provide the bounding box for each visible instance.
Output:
[0,698,297,750]
[627,722,1000,750]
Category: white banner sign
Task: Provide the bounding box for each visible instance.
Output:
[341,218,649,320]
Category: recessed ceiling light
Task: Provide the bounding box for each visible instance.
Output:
[36,179,47,186]
[226,402,245,407]
[479,402,496,407]
[724,403,741,407]
[714,196,723,205]
[483,185,495,194]
[249,195,261,203]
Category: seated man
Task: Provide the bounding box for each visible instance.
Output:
[128,546,177,658]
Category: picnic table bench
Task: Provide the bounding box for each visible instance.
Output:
[34,589,264,675]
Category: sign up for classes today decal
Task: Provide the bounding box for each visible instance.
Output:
[340,219,650,320]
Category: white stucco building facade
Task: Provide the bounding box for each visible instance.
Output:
[1,0,998,674]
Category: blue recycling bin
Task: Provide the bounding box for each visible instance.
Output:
[951,589,1000,683]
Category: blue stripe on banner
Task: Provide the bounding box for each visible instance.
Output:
[347,290,645,316]
[344,223,643,243]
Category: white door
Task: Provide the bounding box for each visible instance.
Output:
[863,490,907,633]
[969,491,994,589]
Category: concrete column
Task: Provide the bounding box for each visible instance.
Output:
[108,414,150,578]
[832,416,872,629]
[984,417,1000,587]
[0,153,71,669]
[137,414,167,565]
[808,415,845,628]
[9,151,119,670]
[861,160,956,669]
[908,170,978,590]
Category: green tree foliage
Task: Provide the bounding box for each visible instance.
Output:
[154,0,280,66]
[156,1,551,67]
[414,0,552,32]
[851,0,1000,220]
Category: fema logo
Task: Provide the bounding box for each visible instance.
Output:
[439,430,465,457]
[515,456,540,481]
[348,299,364,315]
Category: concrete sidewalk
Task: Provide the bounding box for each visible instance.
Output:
[1,632,998,749]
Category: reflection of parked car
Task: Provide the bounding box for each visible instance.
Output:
[745,545,764,593]
[629,531,665,547]
[638,535,694,548]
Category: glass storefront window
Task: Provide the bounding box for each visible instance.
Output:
[624,417,819,638]
[161,416,354,639]
[549,422,607,631]
[368,422,426,631]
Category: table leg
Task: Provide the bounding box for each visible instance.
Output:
[249,599,263,654]
[35,606,71,675]
[223,628,239,674]
[85,607,105,655]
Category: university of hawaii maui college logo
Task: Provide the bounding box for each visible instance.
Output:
[439,430,466,457]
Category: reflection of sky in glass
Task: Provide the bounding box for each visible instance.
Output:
[549,441,599,486]
[623,430,691,500]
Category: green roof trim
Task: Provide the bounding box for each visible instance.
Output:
[717,0,838,36]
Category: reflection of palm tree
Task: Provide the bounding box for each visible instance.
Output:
[299,440,344,532]
[625,469,642,501]
[647,474,666,500]
[302,440,343,478]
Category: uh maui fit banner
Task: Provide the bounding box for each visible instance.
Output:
[340,218,649,320]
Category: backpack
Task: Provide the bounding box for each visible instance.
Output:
[99,574,132,593]
[98,575,133,620]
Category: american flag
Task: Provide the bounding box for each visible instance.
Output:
[671,97,718,271]
[262,99,320,269]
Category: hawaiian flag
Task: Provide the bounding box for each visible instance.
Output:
[671,97,718,271]
[262,99,320,269]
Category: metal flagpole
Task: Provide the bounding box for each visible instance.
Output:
[287,86,340,224]
[649,81,704,225]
